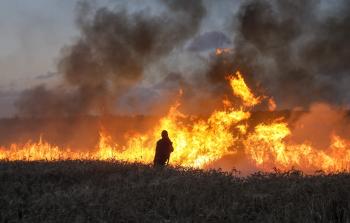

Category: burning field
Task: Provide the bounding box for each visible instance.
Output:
[2,0,350,221]
[0,0,349,174]
[0,0,350,173]
[1,71,350,174]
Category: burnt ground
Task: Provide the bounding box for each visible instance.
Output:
[1,161,350,222]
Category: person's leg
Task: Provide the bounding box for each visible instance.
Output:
[154,158,165,167]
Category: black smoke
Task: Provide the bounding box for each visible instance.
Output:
[16,0,350,117]
[16,0,206,117]
[207,0,350,109]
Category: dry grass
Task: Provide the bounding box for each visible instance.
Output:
[1,161,350,222]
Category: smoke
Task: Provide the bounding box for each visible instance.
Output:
[15,0,350,116]
[16,0,206,117]
[15,85,86,117]
[207,0,350,109]
[187,31,231,51]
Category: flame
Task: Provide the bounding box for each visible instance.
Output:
[215,48,232,55]
[2,70,350,173]
[226,71,261,107]
[96,100,250,168]
[244,122,350,172]
[0,137,91,161]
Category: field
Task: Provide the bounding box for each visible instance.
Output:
[1,161,350,222]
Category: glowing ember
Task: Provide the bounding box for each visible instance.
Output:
[2,70,350,173]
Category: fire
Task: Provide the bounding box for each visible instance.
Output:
[226,71,261,107]
[0,137,90,161]
[215,48,232,55]
[244,122,350,172]
[1,70,350,173]
[96,100,250,168]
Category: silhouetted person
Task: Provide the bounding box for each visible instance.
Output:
[154,130,174,167]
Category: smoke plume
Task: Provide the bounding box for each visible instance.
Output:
[16,0,206,117]
[16,0,350,116]
[207,0,350,109]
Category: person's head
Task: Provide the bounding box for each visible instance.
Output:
[161,130,168,138]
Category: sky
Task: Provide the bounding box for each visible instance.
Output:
[0,0,78,89]
[0,0,80,116]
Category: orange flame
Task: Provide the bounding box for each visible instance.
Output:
[215,48,232,55]
[2,71,350,173]
[0,137,91,161]
[226,71,261,107]
[244,122,350,172]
